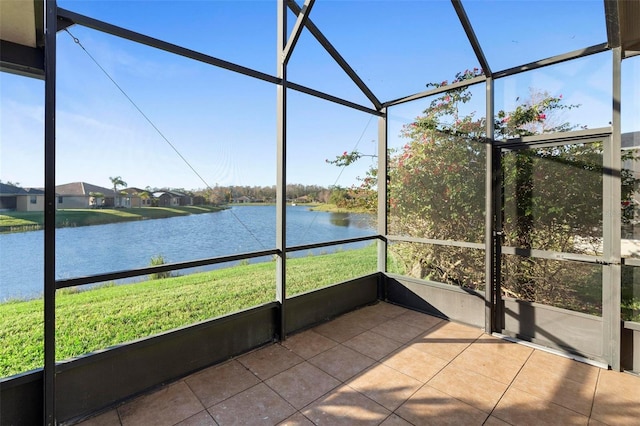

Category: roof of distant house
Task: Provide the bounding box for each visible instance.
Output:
[0,183,45,195]
[55,182,115,196]
[0,183,25,195]
[22,187,45,195]
[153,190,188,197]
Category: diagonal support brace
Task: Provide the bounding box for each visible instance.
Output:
[287,0,382,111]
[282,0,315,65]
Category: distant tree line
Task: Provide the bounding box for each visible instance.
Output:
[191,184,334,205]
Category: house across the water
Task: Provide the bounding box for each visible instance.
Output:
[0,183,45,212]
[55,182,116,209]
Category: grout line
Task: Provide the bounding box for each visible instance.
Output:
[261,360,339,412]
[399,333,492,422]
[182,376,208,411]
[483,345,535,424]
[116,407,124,426]
[486,349,597,422]
[268,340,391,423]
[382,327,484,424]
[588,367,602,420]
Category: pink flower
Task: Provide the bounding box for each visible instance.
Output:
[537,114,546,120]
[444,96,451,102]
[343,151,348,156]
[559,94,563,99]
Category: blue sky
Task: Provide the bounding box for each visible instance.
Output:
[1,0,638,191]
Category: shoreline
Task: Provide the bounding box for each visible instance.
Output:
[0,205,228,234]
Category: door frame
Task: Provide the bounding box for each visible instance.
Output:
[489,128,621,367]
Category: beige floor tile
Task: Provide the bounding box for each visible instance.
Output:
[512,360,596,415]
[344,305,393,329]
[313,315,368,343]
[75,409,121,426]
[591,371,640,425]
[370,319,425,344]
[175,410,217,426]
[473,334,534,360]
[524,350,599,386]
[238,344,304,380]
[382,346,448,383]
[427,364,508,413]
[208,383,295,426]
[395,384,488,426]
[379,414,412,426]
[429,321,484,339]
[451,338,530,385]
[407,338,470,362]
[347,363,422,411]
[492,387,589,426]
[185,360,261,408]
[343,330,403,361]
[408,323,478,362]
[393,310,444,331]
[371,302,409,318]
[277,412,315,426]
[308,344,376,382]
[590,406,640,426]
[118,381,204,426]
[265,362,340,410]
[408,336,469,362]
[281,330,338,360]
[302,385,390,425]
[594,369,640,402]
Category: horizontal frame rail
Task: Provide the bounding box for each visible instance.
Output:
[288,82,382,116]
[55,249,278,289]
[622,257,640,267]
[383,75,486,108]
[501,246,613,265]
[287,235,381,253]
[497,127,612,149]
[386,235,485,250]
[492,42,610,79]
[384,43,610,109]
[56,235,383,290]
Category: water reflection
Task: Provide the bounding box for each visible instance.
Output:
[330,212,350,227]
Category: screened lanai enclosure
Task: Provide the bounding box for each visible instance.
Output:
[1,0,639,424]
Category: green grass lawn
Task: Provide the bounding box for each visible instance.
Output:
[0,206,226,232]
[0,245,379,377]
[3,242,636,378]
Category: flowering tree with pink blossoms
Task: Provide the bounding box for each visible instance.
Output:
[329,69,638,313]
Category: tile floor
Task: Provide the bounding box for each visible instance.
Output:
[76,302,640,426]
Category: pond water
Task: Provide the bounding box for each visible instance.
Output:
[0,206,375,301]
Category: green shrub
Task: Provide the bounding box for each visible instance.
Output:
[149,255,171,280]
